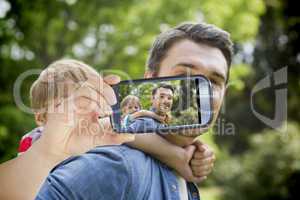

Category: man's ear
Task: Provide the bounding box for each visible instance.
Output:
[223,86,227,97]
[144,70,155,78]
[35,113,47,126]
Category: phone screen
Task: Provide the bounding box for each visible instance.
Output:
[111,75,212,134]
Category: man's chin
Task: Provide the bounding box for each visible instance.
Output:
[162,134,197,147]
[162,127,209,147]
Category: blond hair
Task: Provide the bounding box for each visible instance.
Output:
[120,95,141,117]
[120,95,141,109]
[30,59,98,112]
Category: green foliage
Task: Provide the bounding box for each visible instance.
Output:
[0,106,35,162]
[228,63,253,91]
[213,122,300,200]
[0,0,299,199]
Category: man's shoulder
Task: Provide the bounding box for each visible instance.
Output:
[56,145,147,170]
[87,145,149,164]
[37,145,150,199]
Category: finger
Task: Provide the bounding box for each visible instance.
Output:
[193,140,207,152]
[184,145,196,161]
[191,164,214,176]
[191,162,214,173]
[190,161,215,178]
[190,157,214,166]
[197,145,206,152]
[192,166,213,177]
[103,75,121,85]
[97,94,113,117]
[73,86,112,118]
[89,74,118,106]
[193,150,214,159]
[193,139,204,146]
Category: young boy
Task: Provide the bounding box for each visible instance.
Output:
[18,59,206,182]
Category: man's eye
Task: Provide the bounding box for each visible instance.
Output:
[210,78,217,84]
[210,79,220,86]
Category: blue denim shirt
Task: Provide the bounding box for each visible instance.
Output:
[126,116,164,133]
[35,145,200,200]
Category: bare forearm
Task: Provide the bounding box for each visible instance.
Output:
[131,110,149,119]
[0,139,68,200]
[127,134,185,168]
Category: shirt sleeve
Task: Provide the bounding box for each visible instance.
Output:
[127,118,145,133]
[35,148,132,200]
[122,114,132,129]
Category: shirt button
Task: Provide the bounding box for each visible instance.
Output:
[192,192,198,198]
[171,184,177,191]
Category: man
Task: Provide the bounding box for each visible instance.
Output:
[127,84,175,132]
[36,22,233,200]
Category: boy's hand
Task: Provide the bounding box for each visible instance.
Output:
[174,145,208,183]
[172,145,194,181]
[190,140,215,181]
[40,74,134,158]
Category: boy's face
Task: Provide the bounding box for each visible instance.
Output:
[44,73,116,135]
[123,101,140,115]
[145,39,228,146]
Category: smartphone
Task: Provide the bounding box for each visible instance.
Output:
[110,75,213,134]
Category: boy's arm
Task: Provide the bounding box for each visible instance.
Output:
[127,134,213,182]
[131,110,164,122]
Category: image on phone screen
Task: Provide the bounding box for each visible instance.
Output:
[111,75,212,134]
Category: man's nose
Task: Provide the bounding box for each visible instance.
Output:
[163,99,171,105]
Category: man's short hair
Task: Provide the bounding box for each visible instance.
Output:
[152,84,174,96]
[146,22,233,82]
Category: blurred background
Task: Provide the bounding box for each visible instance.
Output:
[0,0,299,199]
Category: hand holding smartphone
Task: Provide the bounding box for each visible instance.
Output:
[110,75,213,134]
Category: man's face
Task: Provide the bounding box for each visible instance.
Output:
[152,87,174,114]
[145,39,227,146]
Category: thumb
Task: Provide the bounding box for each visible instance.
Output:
[184,145,196,161]
[103,75,121,85]
[193,140,206,152]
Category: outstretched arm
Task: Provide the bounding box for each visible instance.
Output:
[127,134,215,182]
[131,110,165,122]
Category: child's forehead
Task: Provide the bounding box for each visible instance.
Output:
[127,99,140,106]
